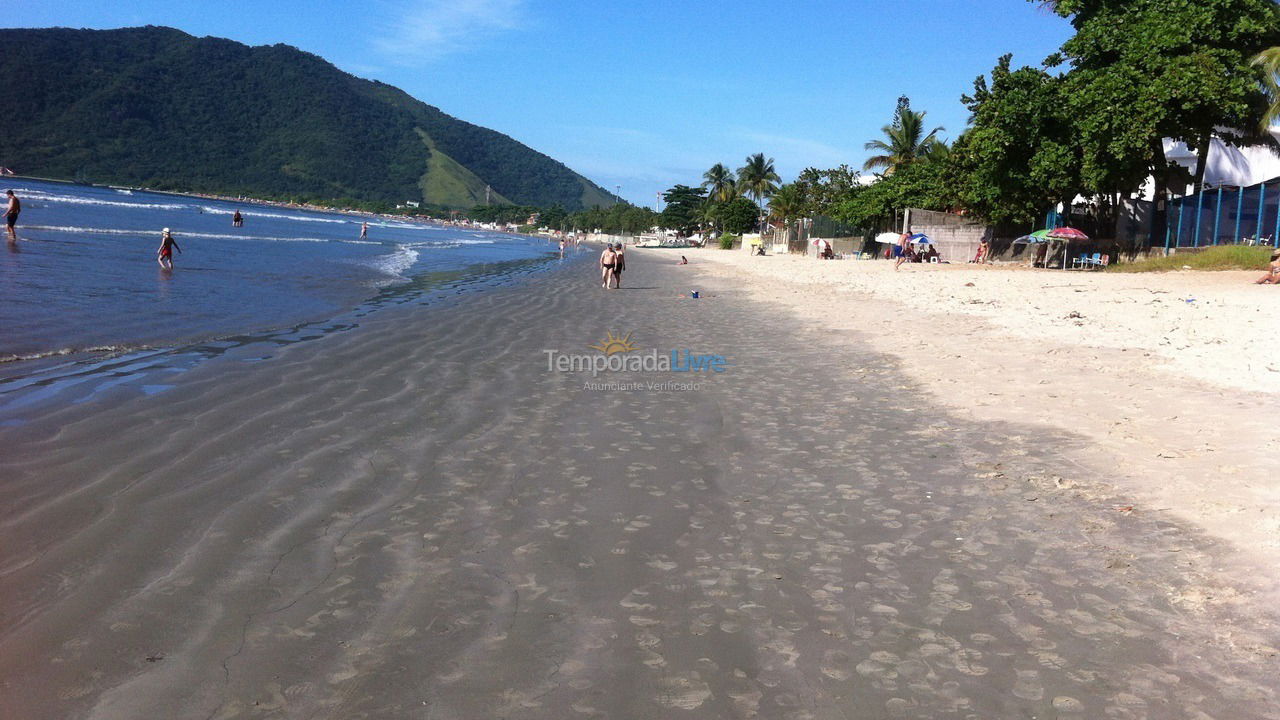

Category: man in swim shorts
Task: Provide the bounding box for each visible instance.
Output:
[4,190,19,240]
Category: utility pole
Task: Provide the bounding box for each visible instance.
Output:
[616,185,621,206]
[485,185,491,205]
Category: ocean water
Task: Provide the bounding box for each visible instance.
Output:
[0,178,567,414]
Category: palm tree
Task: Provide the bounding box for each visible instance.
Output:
[737,152,780,213]
[737,153,781,235]
[768,183,806,248]
[702,163,738,202]
[768,184,805,224]
[1253,47,1280,129]
[863,100,945,173]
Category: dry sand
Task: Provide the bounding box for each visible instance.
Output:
[0,253,1277,719]
[692,249,1280,587]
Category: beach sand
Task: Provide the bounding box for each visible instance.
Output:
[1,253,1277,719]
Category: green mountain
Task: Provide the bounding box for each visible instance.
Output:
[0,26,615,210]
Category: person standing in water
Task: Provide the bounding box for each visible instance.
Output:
[232,210,243,227]
[4,190,20,241]
[157,228,181,269]
[360,222,369,240]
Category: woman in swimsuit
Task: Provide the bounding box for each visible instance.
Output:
[157,228,181,269]
[612,243,626,288]
[600,244,617,289]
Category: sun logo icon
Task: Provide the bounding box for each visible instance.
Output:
[588,330,638,355]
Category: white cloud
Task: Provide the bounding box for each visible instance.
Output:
[374,0,526,63]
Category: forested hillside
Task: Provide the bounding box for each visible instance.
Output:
[0,26,614,210]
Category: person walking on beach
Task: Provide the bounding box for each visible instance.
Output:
[613,243,626,288]
[232,210,243,227]
[5,189,20,241]
[360,222,369,240]
[157,228,181,269]
[895,229,910,270]
[600,243,617,289]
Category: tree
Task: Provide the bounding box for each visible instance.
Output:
[830,160,950,229]
[540,204,568,230]
[736,153,780,209]
[793,165,861,217]
[736,153,781,233]
[955,54,1082,223]
[1252,46,1280,128]
[768,183,807,246]
[862,96,945,173]
[701,163,738,202]
[659,184,708,236]
[713,197,760,235]
[1041,0,1278,240]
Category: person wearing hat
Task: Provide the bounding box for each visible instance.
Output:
[1256,245,1280,284]
[157,227,181,269]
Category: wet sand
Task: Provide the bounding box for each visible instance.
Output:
[1,254,1277,719]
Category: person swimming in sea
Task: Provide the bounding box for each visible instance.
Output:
[157,227,181,269]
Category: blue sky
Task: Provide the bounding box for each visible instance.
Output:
[10,1,1073,206]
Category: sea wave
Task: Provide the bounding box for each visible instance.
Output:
[197,205,349,224]
[22,225,351,244]
[0,344,143,365]
[363,244,419,279]
[17,189,188,211]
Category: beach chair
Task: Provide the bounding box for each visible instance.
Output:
[1096,253,1109,269]
[1071,253,1089,270]
[1084,252,1102,269]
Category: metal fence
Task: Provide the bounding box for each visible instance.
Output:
[1166,180,1280,248]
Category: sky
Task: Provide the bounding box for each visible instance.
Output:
[9,1,1074,207]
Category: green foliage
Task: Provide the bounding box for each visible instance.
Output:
[0,26,612,210]
[540,204,569,231]
[954,55,1082,223]
[712,197,760,235]
[830,161,951,228]
[1042,0,1277,196]
[718,233,739,250]
[469,204,537,225]
[793,165,861,217]
[863,96,945,173]
[736,153,780,207]
[659,184,708,235]
[567,203,659,235]
[701,163,738,202]
[1106,245,1272,272]
[768,184,806,223]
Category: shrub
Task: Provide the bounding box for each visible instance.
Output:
[718,233,739,250]
[1106,245,1272,272]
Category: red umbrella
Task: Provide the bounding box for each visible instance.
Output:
[1046,227,1089,269]
[1047,227,1089,240]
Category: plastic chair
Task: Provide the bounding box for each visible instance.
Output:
[1071,253,1089,270]
[1088,252,1102,268]
[1097,254,1110,268]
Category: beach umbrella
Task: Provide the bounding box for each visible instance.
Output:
[874,232,900,244]
[1047,227,1088,240]
[908,233,931,244]
[1046,227,1089,269]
